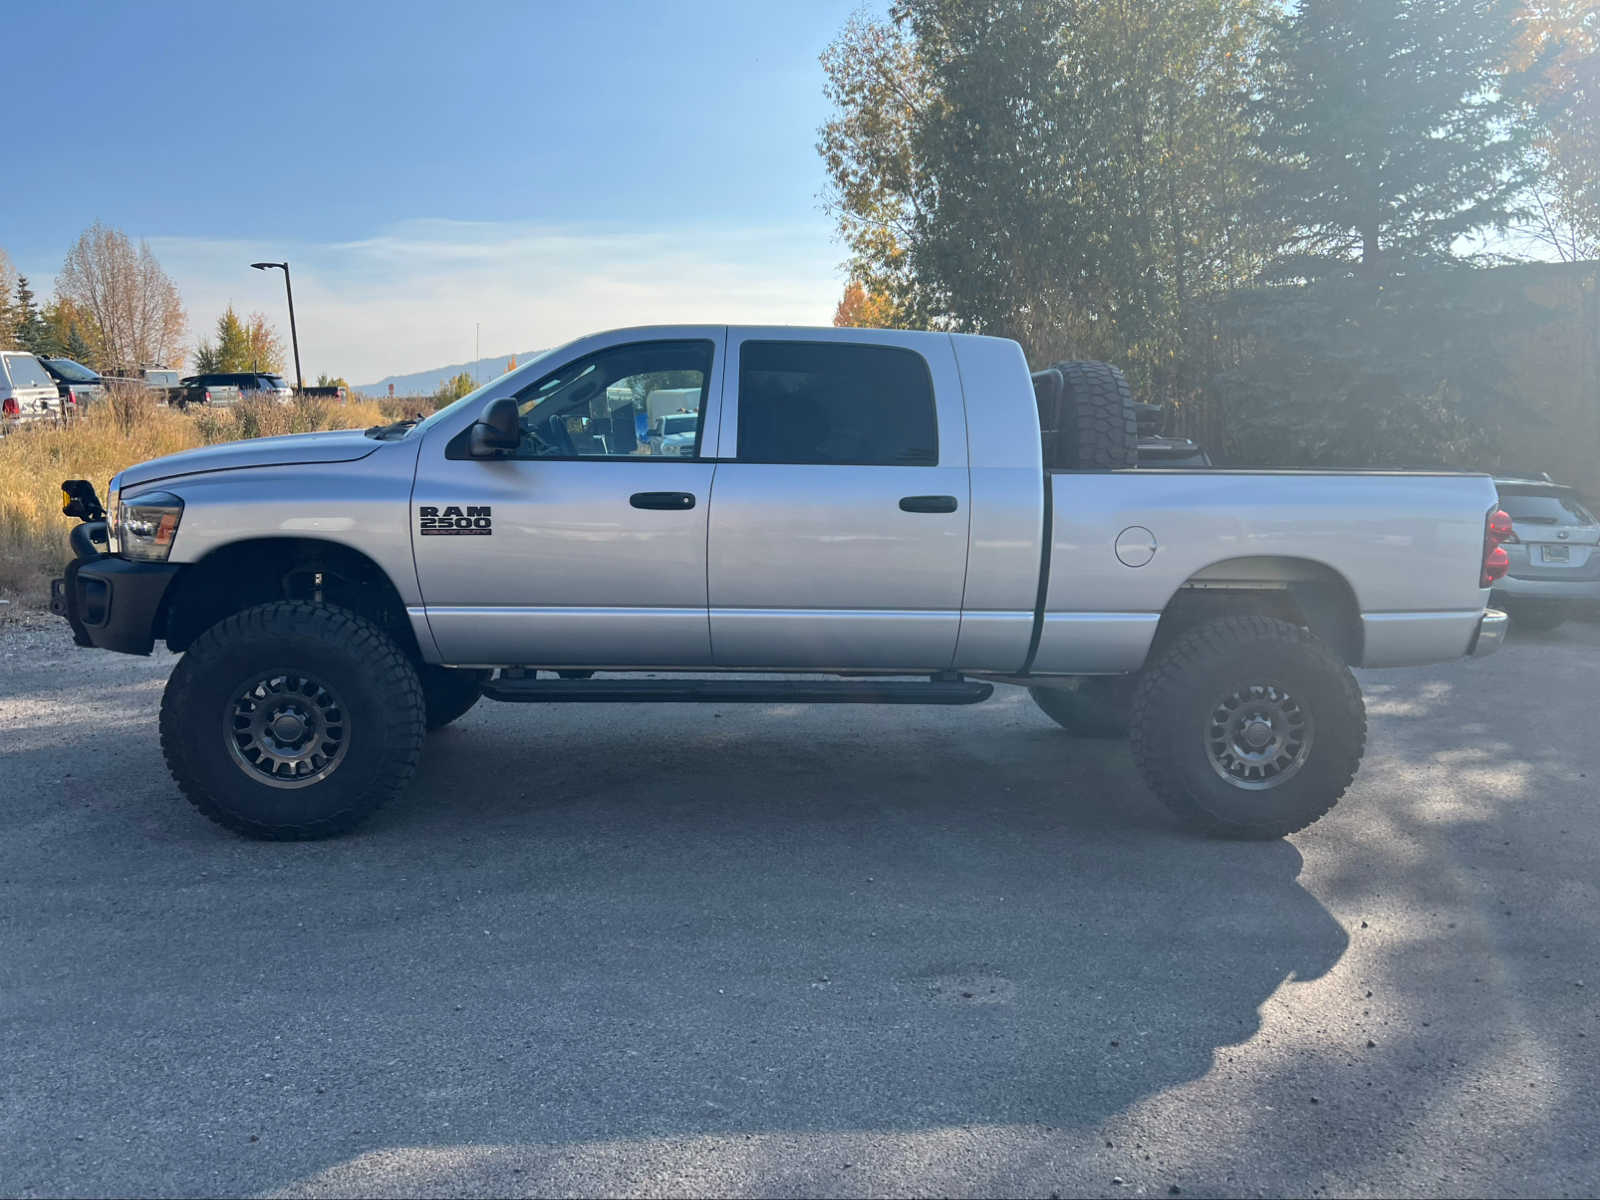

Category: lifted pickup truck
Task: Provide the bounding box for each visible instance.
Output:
[53,325,1512,841]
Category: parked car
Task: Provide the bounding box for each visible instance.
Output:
[1490,476,1600,631]
[1,350,65,432]
[1129,400,1213,467]
[649,410,700,456]
[170,378,243,409]
[179,372,293,405]
[52,325,1509,843]
[1137,435,1213,467]
[100,366,183,395]
[39,357,106,411]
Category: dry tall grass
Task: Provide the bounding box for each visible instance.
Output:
[0,394,389,607]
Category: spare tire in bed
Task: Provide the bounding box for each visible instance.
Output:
[1031,360,1139,470]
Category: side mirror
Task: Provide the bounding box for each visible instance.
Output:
[469,397,520,456]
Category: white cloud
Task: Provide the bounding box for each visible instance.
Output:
[144,218,846,384]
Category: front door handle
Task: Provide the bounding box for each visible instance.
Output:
[630,491,696,511]
[899,494,958,514]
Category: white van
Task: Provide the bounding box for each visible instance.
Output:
[1,351,63,432]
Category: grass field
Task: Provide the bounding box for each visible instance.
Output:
[0,393,417,608]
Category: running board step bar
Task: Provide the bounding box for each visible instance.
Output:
[481,678,994,705]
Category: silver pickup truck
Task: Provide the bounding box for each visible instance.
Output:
[52,325,1512,842]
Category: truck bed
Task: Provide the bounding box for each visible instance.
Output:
[1025,468,1498,673]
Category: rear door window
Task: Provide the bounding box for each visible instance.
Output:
[736,340,938,466]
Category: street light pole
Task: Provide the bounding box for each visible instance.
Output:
[250,261,303,393]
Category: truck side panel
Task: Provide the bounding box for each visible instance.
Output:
[1035,470,1498,672]
[948,335,1046,673]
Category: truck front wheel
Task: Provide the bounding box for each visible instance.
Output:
[1129,616,1366,839]
[159,602,426,840]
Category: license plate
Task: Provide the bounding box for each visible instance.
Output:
[1542,544,1570,563]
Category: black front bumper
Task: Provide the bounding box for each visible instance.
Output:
[52,542,182,656]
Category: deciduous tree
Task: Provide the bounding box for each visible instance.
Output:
[833,280,905,328]
[42,298,103,368]
[242,312,284,373]
[1509,0,1600,260]
[0,249,16,350]
[433,372,476,404]
[820,0,1275,399]
[57,222,187,371]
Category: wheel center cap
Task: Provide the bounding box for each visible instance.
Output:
[1242,718,1273,749]
[270,712,308,743]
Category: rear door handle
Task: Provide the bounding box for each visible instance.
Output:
[899,494,958,514]
[630,491,696,510]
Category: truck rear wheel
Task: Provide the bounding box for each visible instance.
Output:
[159,601,425,840]
[1029,677,1131,738]
[419,665,488,730]
[1129,616,1365,839]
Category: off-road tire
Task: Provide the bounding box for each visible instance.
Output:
[1130,616,1365,839]
[1506,601,1566,633]
[160,602,425,840]
[1029,677,1132,739]
[1047,360,1139,470]
[420,665,488,730]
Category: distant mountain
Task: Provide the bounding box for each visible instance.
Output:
[355,350,545,398]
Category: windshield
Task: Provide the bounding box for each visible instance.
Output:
[43,358,100,383]
[410,347,560,437]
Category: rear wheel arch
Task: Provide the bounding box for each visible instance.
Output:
[1148,557,1363,667]
[160,538,418,657]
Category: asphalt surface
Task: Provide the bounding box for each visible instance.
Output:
[2,614,1597,1199]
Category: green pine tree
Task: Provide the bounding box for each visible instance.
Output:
[193,306,252,373]
[65,323,95,366]
[14,275,59,356]
[1254,0,1533,278]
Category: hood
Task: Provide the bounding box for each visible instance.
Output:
[118,429,383,489]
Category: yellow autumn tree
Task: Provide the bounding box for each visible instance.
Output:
[832,280,904,328]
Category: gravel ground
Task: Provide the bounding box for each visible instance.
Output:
[1,616,1597,1199]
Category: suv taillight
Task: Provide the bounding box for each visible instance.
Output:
[1482,507,1513,588]
[204,389,212,404]
[2,397,18,416]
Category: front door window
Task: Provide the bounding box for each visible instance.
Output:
[507,340,713,460]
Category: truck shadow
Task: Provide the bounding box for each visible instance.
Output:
[291,706,1342,1169]
[4,689,1348,1196]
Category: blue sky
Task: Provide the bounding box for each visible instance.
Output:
[5,0,868,382]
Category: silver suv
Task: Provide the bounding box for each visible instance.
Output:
[1492,477,1600,631]
[1,350,64,432]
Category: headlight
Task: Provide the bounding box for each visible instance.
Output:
[105,482,121,553]
[117,491,184,561]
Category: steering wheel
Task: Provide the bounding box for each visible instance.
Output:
[534,412,575,456]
